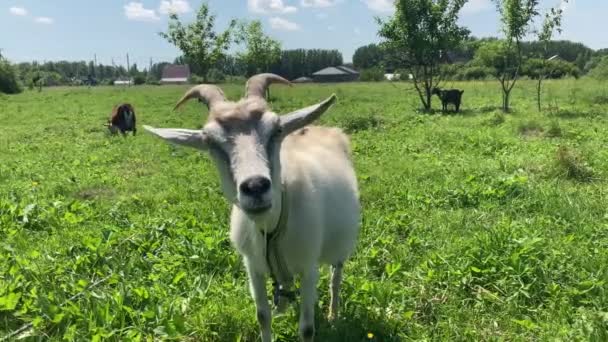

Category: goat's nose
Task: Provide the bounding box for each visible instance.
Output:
[240,177,271,197]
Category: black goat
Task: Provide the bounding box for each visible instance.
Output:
[432,87,464,113]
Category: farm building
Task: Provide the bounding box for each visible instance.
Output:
[312,66,360,82]
[292,76,313,83]
[114,78,133,86]
[160,64,191,84]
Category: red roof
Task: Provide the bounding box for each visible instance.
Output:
[161,64,191,79]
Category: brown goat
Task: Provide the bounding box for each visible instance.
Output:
[106,103,136,136]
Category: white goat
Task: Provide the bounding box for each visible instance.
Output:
[143,73,361,342]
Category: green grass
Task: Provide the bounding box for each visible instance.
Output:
[1,78,608,341]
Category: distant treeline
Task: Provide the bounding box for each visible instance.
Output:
[354,38,608,81]
[6,48,343,87]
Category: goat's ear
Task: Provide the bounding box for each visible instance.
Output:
[143,125,208,150]
[279,95,337,135]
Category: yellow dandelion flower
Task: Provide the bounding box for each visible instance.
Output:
[367,332,374,339]
[32,181,39,187]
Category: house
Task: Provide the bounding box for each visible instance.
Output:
[114,78,133,86]
[384,73,401,81]
[160,64,190,84]
[312,66,360,83]
[292,76,313,83]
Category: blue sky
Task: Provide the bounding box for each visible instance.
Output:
[1,0,605,68]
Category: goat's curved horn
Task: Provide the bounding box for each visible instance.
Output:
[245,73,291,99]
[174,85,226,111]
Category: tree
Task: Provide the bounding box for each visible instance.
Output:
[235,20,281,76]
[377,0,469,112]
[533,1,567,111]
[588,56,608,80]
[159,3,236,81]
[485,0,540,112]
[0,58,22,94]
[353,44,383,70]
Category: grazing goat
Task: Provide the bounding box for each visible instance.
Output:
[432,87,464,113]
[106,103,136,136]
[143,73,361,342]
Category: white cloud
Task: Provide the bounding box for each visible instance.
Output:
[124,2,160,22]
[9,7,27,16]
[269,17,300,31]
[316,12,328,19]
[249,0,297,14]
[159,0,192,15]
[301,0,337,8]
[362,0,393,13]
[461,0,492,15]
[34,17,54,24]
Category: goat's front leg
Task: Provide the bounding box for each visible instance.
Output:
[246,264,272,342]
[299,266,319,342]
[328,262,343,322]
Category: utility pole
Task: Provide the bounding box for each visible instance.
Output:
[126,53,130,86]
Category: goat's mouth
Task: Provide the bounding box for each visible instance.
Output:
[242,203,272,215]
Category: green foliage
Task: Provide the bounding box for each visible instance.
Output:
[522,58,579,79]
[0,59,22,94]
[482,0,543,111]
[271,49,344,80]
[588,56,608,80]
[353,44,384,70]
[207,68,226,83]
[555,146,594,182]
[235,20,281,76]
[377,0,469,111]
[360,67,385,82]
[159,2,236,80]
[1,79,608,340]
[133,74,146,85]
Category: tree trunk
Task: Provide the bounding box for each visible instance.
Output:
[537,77,542,112]
[503,90,511,112]
[424,85,432,111]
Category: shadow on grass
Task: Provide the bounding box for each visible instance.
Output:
[419,105,502,116]
[313,309,402,342]
[547,108,602,119]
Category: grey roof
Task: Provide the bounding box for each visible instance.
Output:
[292,76,313,83]
[336,65,359,74]
[312,65,359,76]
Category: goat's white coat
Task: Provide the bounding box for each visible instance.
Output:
[144,77,360,342]
[230,126,360,275]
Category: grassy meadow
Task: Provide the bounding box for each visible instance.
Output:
[1,78,608,341]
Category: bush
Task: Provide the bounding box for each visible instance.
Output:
[555,146,594,182]
[133,74,146,85]
[457,65,494,80]
[360,67,384,82]
[146,77,161,85]
[207,68,226,83]
[588,56,608,80]
[0,59,22,94]
[189,74,205,84]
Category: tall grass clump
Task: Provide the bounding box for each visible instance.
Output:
[555,146,594,182]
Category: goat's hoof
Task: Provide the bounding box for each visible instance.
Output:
[300,325,314,342]
[327,312,337,323]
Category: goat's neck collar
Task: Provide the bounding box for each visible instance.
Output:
[259,185,288,236]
